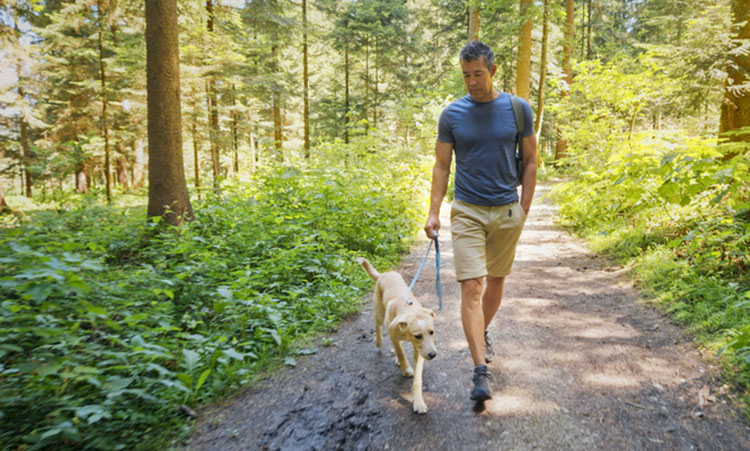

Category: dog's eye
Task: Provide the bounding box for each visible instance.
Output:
[429,330,434,335]
[415,334,423,340]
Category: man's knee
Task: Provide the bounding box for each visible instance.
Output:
[460,277,484,305]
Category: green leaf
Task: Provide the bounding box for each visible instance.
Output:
[195,369,211,392]
[182,349,201,372]
[222,348,244,360]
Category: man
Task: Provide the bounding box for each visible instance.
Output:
[424,41,537,403]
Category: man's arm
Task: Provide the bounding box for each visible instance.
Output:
[424,140,453,239]
[520,133,537,215]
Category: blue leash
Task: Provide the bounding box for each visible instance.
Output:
[404,231,443,311]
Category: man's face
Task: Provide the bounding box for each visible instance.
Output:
[461,57,497,102]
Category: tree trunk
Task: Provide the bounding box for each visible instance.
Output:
[586,0,592,59]
[117,156,129,190]
[364,38,369,133]
[535,0,550,136]
[555,0,575,162]
[720,0,750,152]
[516,0,533,100]
[468,6,480,42]
[76,159,89,194]
[344,42,350,144]
[373,38,379,128]
[580,0,586,60]
[192,111,200,191]
[231,84,239,175]
[133,139,146,188]
[206,0,221,191]
[273,43,283,161]
[303,0,310,156]
[18,85,32,198]
[145,0,193,226]
[97,0,112,204]
[0,184,10,214]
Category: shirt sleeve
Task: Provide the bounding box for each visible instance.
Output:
[521,98,534,137]
[437,108,455,144]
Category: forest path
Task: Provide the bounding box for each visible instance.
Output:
[188,183,750,450]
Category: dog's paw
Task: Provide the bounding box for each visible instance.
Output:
[403,367,414,378]
[413,399,428,414]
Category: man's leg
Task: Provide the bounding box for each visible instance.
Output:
[482,275,505,330]
[460,277,485,366]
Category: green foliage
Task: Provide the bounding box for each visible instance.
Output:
[0,141,428,449]
[550,64,750,406]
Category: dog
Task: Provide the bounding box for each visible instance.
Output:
[356,257,437,414]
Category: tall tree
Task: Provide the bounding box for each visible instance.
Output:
[534,0,549,135]
[468,3,480,42]
[206,0,221,190]
[720,0,750,146]
[516,0,533,100]
[302,0,311,156]
[145,0,193,226]
[0,184,9,214]
[555,0,575,161]
[96,0,111,203]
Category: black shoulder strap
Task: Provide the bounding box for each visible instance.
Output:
[508,94,524,158]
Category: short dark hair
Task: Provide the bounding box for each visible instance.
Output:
[459,41,494,71]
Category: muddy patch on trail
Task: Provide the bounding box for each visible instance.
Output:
[187,184,750,450]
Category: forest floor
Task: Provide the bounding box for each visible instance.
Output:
[187,183,750,450]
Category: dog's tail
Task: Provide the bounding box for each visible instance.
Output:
[355,257,380,281]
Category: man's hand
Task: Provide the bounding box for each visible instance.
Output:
[424,214,441,240]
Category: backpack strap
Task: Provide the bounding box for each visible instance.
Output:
[508,93,524,159]
[508,94,525,186]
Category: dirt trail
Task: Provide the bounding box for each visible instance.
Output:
[188,183,750,450]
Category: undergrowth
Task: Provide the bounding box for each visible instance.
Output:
[0,138,431,449]
[549,127,750,412]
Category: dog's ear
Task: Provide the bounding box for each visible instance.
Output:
[388,315,408,333]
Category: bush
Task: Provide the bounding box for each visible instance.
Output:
[0,136,431,449]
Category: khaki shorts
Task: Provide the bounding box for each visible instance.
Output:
[450,199,526,281]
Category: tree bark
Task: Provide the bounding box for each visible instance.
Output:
[303,0,310,156]
[192,111,200,192]
[535,0,549,136]
[555,0,575,162]
[18,85,32,198]
[97,0,112,204]
[468,6,480,42]
[272,43,283,161]
[117,156,129,190]
[231,84,239,175]
[344,41,350,144]
[586,0,592,59]
[133,139,146,188]
[206,0,221,191]
[720,0,750,151]
[145,0,193,226]
[516,0,533,100]
[0,184,10,214]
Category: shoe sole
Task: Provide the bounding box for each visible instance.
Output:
[470,390,492,402]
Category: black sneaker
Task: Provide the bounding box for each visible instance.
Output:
[470,364,493,402]
[484,330,494,363]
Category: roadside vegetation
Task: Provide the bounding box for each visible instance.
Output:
[549,57,750,412]
[0,138,432,449]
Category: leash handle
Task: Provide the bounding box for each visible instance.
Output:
[434,231,442,311]
[404,231,443,311]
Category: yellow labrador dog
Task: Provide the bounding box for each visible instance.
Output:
[356,257,437,414]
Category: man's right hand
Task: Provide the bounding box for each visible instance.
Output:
[424,215,440,240]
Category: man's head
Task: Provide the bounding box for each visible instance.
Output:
[459,41,497,102]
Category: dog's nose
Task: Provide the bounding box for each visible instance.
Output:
[427,351,437,360]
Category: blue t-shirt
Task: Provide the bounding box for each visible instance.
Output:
[437,93,534,206]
